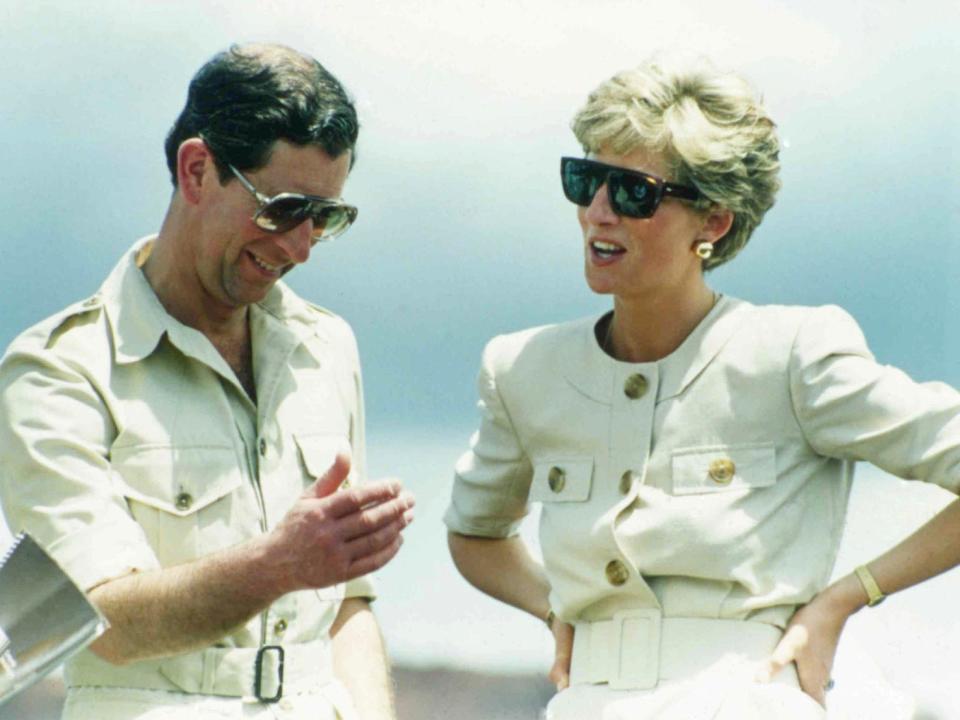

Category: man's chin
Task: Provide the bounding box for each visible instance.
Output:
[222,284,275,310]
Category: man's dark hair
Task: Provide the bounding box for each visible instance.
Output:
[164,43,358,185]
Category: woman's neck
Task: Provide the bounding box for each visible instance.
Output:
[605,283,717,363]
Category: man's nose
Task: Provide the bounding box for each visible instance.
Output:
[275,220,315,264]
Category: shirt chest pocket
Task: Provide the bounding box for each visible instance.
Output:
[111,445,248,566]
[670,443,776,495]
[529,458,594,503]
[294,433,355,489]
[293,433,356,601]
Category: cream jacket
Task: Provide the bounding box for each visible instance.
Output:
[445,297,960,626]
[0,238,372,709]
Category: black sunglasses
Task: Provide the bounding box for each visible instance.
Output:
[228,164,358,242]
[560,156,700,219]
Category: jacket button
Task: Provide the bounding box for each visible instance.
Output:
[605,559,629,586]
[274,618,288,636]
[548,466,566,493]
[623,374,649,399]
[619,470,636,495]
[708,458,735,484]
[174,492,193,511]
[258,438,267,456]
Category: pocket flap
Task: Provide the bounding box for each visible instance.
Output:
[671,443,776,495]
[530,458,593,503]
[111,445,241,516]
[294,433,353,485]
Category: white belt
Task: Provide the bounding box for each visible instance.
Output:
[570,610,796,690]
[66,639,333,703]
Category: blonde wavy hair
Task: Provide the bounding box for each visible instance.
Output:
[571,56,781,270]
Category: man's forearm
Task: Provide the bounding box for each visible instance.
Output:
[88,533,282,664]
[331,598,396,720]
[88,455,413,665]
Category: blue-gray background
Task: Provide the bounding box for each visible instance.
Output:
[2,1,959,716]
[3,0,958,425]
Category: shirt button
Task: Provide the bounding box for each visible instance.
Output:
[548,466,566,493]
[274,618,288,636]
[605,559,629,586]
[258,438,267,456]
[619,470,636,495]
[623,374,649,399]
[709,458,736,485]
[174,492,193,511]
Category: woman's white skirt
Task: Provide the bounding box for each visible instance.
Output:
[545,660,824,720]
[545,615,916,720]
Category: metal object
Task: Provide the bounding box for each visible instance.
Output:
[0,533,106,705]
[254,645,285,703]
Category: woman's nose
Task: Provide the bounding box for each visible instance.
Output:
[583,182,618,224]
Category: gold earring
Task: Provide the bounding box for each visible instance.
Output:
[695,242,713,260]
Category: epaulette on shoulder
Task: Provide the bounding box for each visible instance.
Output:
[44,294,104,350]
[302,300,336,319]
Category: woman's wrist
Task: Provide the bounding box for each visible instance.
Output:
[545,608,557,631]
[817,572,870,618]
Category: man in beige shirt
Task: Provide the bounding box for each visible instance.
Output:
[0,44,414,720]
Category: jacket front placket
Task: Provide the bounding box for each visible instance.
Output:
[606,359,662,612]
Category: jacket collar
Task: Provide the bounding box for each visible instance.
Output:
[656,296,751,402]
[562,296,752,404]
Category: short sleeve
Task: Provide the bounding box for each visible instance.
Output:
[343,575,377,601]
[444,337,533,538]
[789,305,960,494]
[0,345,161,591]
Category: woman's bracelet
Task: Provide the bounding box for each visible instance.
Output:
[854,564,886,607]
[545,609,557,631]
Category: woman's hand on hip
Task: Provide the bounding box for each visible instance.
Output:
[755,595,848,707]
[548,620,575,690]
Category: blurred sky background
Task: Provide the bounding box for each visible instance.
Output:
[1,0,959,717]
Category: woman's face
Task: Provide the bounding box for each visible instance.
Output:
[578,147,709,300]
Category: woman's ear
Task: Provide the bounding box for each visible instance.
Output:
[700,207,735,243]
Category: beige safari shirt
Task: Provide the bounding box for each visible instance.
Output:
[0,237,373,699]
[445,297,960,627]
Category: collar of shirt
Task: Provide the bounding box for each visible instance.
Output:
[95,236,331,372]
[561,296,751,404]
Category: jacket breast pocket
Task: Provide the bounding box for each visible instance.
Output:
[294,433,355,601]
[529,458,594,503]
[111,444,245,566]
[670,443,776,495]
[294,433,354,488]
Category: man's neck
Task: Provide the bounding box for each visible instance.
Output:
[144,212,256,400]
[145,210,248,340]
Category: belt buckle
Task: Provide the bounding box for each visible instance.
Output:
[609,607,661,690]
[254,645,285,703]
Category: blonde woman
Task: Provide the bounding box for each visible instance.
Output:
[444,56,960,719]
